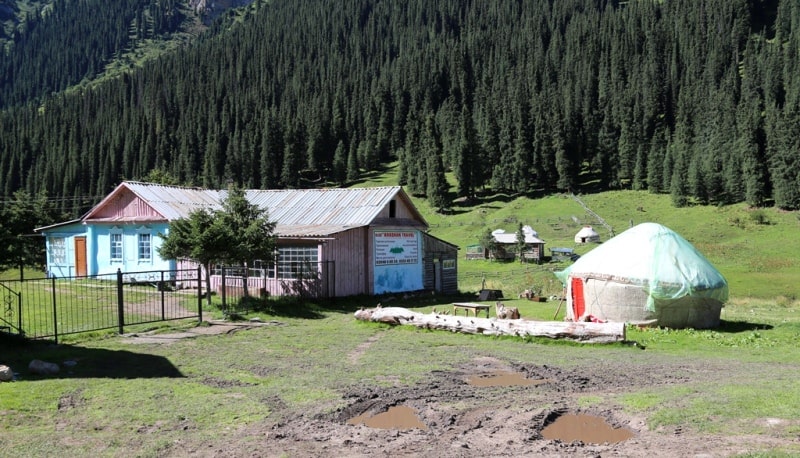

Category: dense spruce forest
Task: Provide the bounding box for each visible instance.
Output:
[0,0,186,108]
[1,0,799,218]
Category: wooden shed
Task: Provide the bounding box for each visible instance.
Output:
[490,226,546,263]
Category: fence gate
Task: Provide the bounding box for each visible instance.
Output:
[0,268,203,343]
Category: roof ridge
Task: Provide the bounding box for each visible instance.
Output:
[124,181,208,191]
[125,181,401,193]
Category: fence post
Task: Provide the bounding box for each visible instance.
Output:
[51,276,58,343]
[330,261,335,298]
[17,286,22,335]
[117,269,125,334]
[221,266,227,313]
[197,266,203,323]
[160,270,166,321]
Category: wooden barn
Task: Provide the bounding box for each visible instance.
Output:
[37,182,459,298]
[489,226,546,263]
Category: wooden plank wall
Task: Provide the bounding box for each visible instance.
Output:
[422,234,459,294]
[323,227,369,296]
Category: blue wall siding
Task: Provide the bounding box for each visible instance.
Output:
[43,222,176,279]
[92,223,173,277]
[43,223,85,278]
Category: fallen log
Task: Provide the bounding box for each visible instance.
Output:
[354,307,626,344]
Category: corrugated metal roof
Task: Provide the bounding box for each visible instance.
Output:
[492,230,545,244]
[88,182,418,237]
[123,182,223,220]
[245,187,402,228]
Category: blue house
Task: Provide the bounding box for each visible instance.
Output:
[36,181,460,296]
[35,181,216,280]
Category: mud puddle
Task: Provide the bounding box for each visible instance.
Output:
[466,370,550,387]
[347,405,427,430]
[541,412,634,444]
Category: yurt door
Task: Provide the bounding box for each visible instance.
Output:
[571,277,585,319]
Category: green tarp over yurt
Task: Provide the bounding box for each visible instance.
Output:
[555,222,728,329]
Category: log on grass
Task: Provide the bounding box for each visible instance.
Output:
[354,307,626,344]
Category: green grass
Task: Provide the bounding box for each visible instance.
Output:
[2,299,798,437]
[2,293,800,455]
[362,170,800,301]
[355,167,800,301]
[2,173,800,455]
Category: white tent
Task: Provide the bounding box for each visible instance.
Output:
[555,223,728,329]
[574,226,600,244]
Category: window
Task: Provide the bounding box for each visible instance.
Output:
[110,233,123,262]
[49,237,66,264]
[253,259,275,279]
[276,246,318,279]
[138,233,152,262]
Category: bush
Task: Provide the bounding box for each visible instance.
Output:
[749,210,769,225]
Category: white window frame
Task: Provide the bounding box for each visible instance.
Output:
[49,237,67,265]
[110,230,123,263]
[276,246,319,279]
[137,232,152,262]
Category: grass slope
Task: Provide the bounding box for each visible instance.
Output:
[358,167,800,301]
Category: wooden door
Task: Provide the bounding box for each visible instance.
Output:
[434,259,442,292]
[74,236,87,277]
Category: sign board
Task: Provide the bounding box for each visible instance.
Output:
[374,231,419,266]
[373,230,422,294]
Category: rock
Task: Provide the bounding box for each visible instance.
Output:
[0,365,13,381]
[29,359,60,375]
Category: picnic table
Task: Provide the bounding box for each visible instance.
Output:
[452,302,491,318]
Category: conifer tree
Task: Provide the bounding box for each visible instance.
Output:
[454,106,479,199]
[423,115,448,211]
[346,140,360,183]
[515,223,526,263]
[767,108,800,210]
[331,140,347,185]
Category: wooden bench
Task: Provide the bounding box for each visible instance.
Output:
[452,302,490,318]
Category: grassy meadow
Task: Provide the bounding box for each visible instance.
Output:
[2,171,800,456]
[391,163,800,301]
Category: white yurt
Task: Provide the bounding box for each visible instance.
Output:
[574,225,600,244]
[555,222,728,329]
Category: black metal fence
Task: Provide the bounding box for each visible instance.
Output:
[0,268,202,342]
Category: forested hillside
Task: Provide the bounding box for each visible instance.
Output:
[0,0,194,109]
[1,0,798,217]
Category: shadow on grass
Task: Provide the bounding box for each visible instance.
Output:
[715,320,774,333]
[0,333,184,380]
[227,292,484,319]
[316,292,480,314]
[228,296,326,319]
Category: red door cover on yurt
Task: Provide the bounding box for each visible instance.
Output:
[571,277,585,319]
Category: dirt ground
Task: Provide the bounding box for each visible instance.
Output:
[157,335,797,458]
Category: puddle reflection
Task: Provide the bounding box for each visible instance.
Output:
[541,413,634,444]
[348,405,427,430]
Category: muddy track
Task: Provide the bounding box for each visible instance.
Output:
[164,356,795,457]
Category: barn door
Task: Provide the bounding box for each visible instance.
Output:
[571,277,585,319]
[433,259,442,292]
[74,236,87,277]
